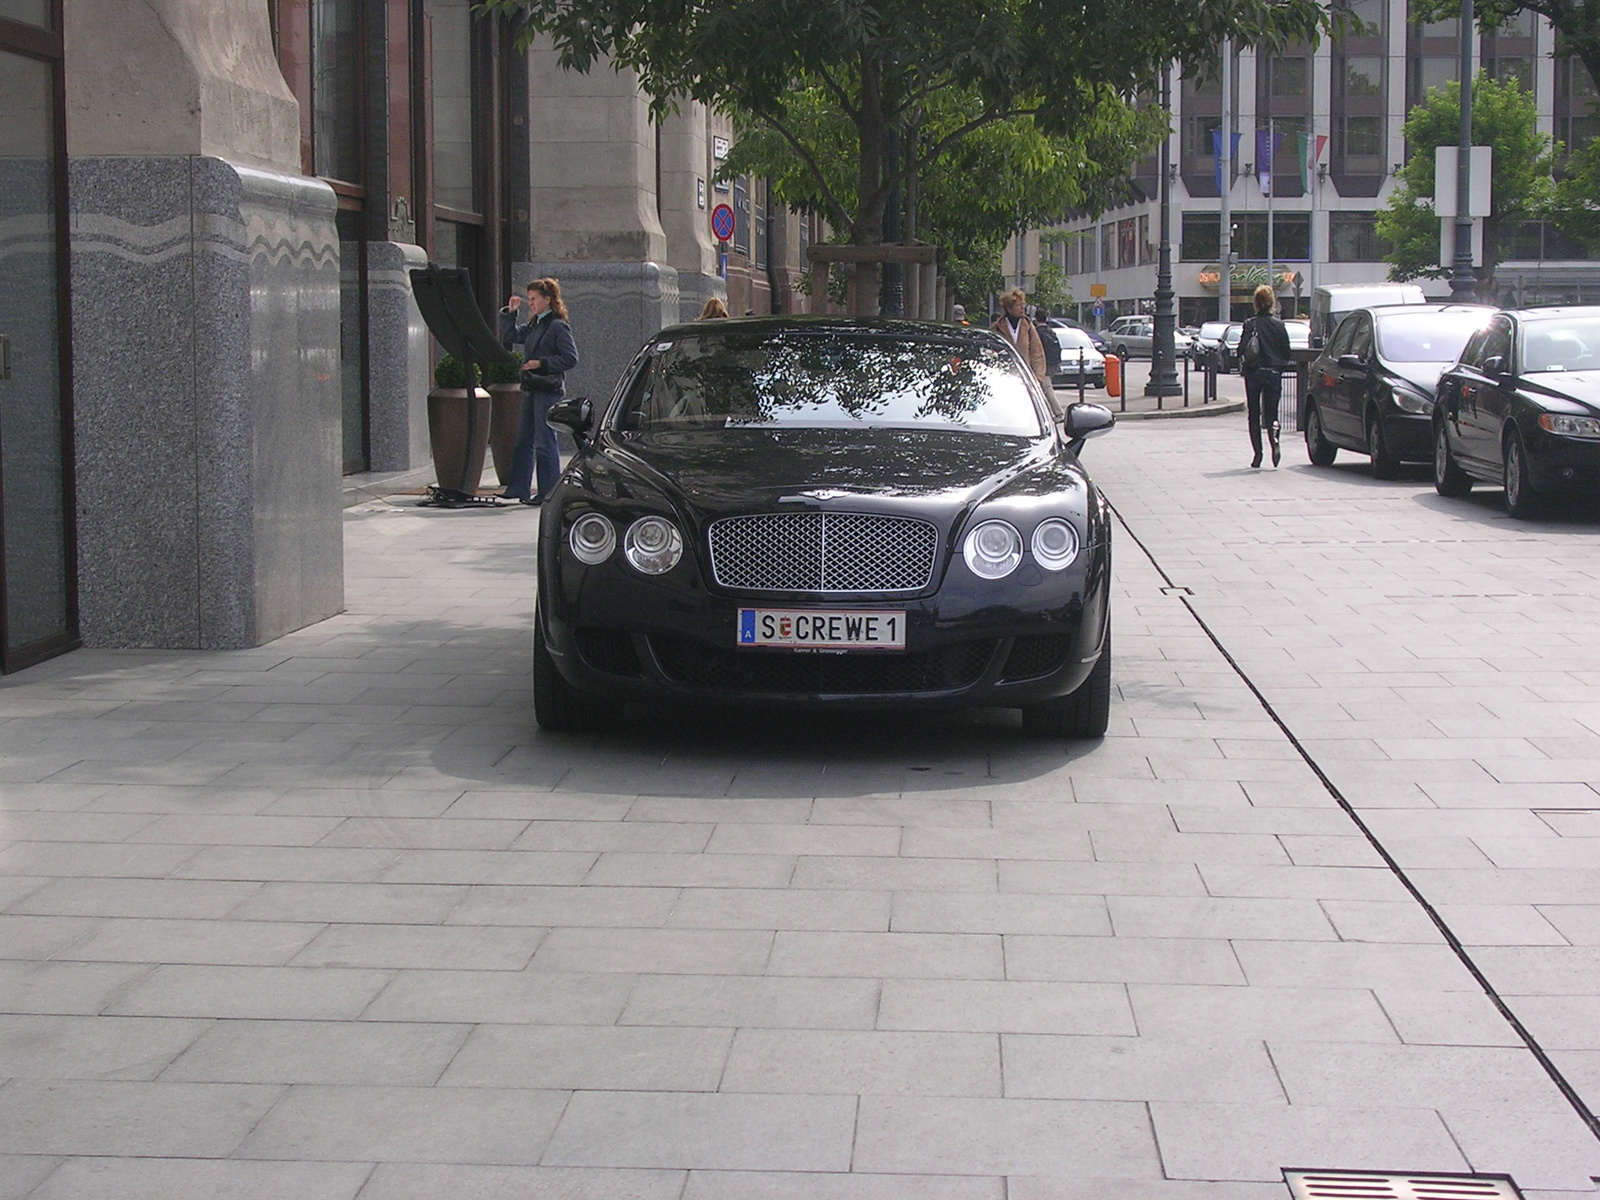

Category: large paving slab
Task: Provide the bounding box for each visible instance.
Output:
[0,426,1595,1197]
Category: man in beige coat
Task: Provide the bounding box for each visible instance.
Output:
[991,288,1053,398]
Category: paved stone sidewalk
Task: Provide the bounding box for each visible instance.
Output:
[0,435,1595,1197]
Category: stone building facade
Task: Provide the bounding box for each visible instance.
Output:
[0,0,812,671]
[1014,0,1600,328]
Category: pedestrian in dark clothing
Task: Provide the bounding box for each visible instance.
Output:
[1034,316,1061,383]
[498,277,579,504]
[1240,284,1293,468]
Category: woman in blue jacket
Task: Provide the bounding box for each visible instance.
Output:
[498,277,579,504]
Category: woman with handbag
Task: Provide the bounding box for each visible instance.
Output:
[497,278,580,504]
[1239,284,1293,468]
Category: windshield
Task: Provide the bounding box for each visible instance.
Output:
[1521,316,1600,373]
[1375,310,1489,363]
[1198,323,1229,338]
[1057,328,1097,350]
[615,331,1046,436]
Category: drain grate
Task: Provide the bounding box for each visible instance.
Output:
[1285,1172,1522,1200]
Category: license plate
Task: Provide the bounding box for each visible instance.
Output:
[737,608,905,650]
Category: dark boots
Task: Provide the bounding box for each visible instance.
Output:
[1269,422,1281,467]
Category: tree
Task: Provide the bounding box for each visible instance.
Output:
[719,82,1164,310]
[1375,72,1553,289]
[486,0,1334,310]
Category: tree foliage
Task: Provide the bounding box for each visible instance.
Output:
[486,0,1337,313]
[1376,73,1553,287]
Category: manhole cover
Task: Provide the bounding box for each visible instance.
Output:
[1285,1172,1522,1200]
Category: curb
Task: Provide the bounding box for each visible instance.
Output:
[1114,398,1244,421]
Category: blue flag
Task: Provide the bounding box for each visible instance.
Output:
[1212,130,1242,193]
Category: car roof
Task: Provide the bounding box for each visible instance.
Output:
[1504,305,1600,320]
[651,315,1011,351]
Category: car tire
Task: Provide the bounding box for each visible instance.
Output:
[1022,627,1111,739]
[1305,405,1337,466]
[1433,421,1472,497]
[533,608,619,732]
[1368,409,1400,480]
[1115,343,1129,362]
[1092,376,1105,389]
[1503,429,1543,519]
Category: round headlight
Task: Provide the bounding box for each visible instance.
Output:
[624,516,684,575]
[1031,518,1080,570]
[963,520,1022,579]
[568,513,616,565]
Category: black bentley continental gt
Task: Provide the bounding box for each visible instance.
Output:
[533,317,1116,738]
[1434,307,1600,517]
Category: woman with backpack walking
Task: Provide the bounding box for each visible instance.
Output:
[1239,284,1293,468]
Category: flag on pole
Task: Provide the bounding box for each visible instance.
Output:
[1297,133,1328,191]
[1212,130,1243,193]
[1256,128,1283,195]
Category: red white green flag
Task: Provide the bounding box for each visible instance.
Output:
[1298,133,1328,190]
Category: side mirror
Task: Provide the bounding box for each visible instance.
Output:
[1064,402,1115,443]
[1481,355,1506,377]
[1337,353,1365,370]
[547,396,593,444]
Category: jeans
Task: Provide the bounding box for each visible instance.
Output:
[503,387,561,501]
[1244,366,1282,459]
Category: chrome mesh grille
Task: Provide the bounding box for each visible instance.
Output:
[708,512,938,593]
[1285,1173,1521,1200]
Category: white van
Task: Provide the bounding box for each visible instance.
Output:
[1310,283,1427,347]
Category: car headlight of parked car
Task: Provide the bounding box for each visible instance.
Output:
[1390,385,1433,415]
[963,520,1023,579]
[1539,413,1600,438]
[1030,518,1080,570]
[624,515,685,574]
[568,512,617,565]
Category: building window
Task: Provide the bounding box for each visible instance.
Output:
[1179,50,1239,195]
[1101,223,1115,272]
[1256,50,1311,197]
[733,177,751,256]
[1481,8,1535,91]
[1118,219,1137,269]
[1137,214,1153,265]
[1555,56,1600,154]
[311,0,362,184]
[1231,213,1311,260]
[753,179,768,270]
[1180,212,1221,262]
[1329,211,1390,260]
[430,0,477,215]
[1408,0,1463,109]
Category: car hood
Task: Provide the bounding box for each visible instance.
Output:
[1518,372,1600,415]
[1386,361,1453,395]
[591,426,1082,524]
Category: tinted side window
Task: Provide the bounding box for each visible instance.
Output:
[1475,318,1512,370]
[1325,313,1357,357]
[1457,327,1489,368]
[1347,315,1374,360]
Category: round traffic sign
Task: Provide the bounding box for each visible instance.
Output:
[711,203,735,242]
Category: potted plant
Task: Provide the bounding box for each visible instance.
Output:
[484,356,523,489]
[426,354,491,501]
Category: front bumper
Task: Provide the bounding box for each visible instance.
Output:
[1380,410,1434,460]
[1526,425,1600,492]
[540,533,1111,711]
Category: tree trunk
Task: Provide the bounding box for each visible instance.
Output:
[851,52,887,315]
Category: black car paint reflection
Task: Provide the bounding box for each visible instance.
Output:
[533,318,1115,737]
[1434,307,1600,516]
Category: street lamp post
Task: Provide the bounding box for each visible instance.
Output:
[1450,0,1477,299]
[1147,63,1182,398]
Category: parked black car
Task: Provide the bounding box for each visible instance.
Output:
[1434,307,1600,516]
[535,317,1116,738]
[1305,305,1494,477]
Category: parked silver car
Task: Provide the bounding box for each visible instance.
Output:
[1105,317,1193,361]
